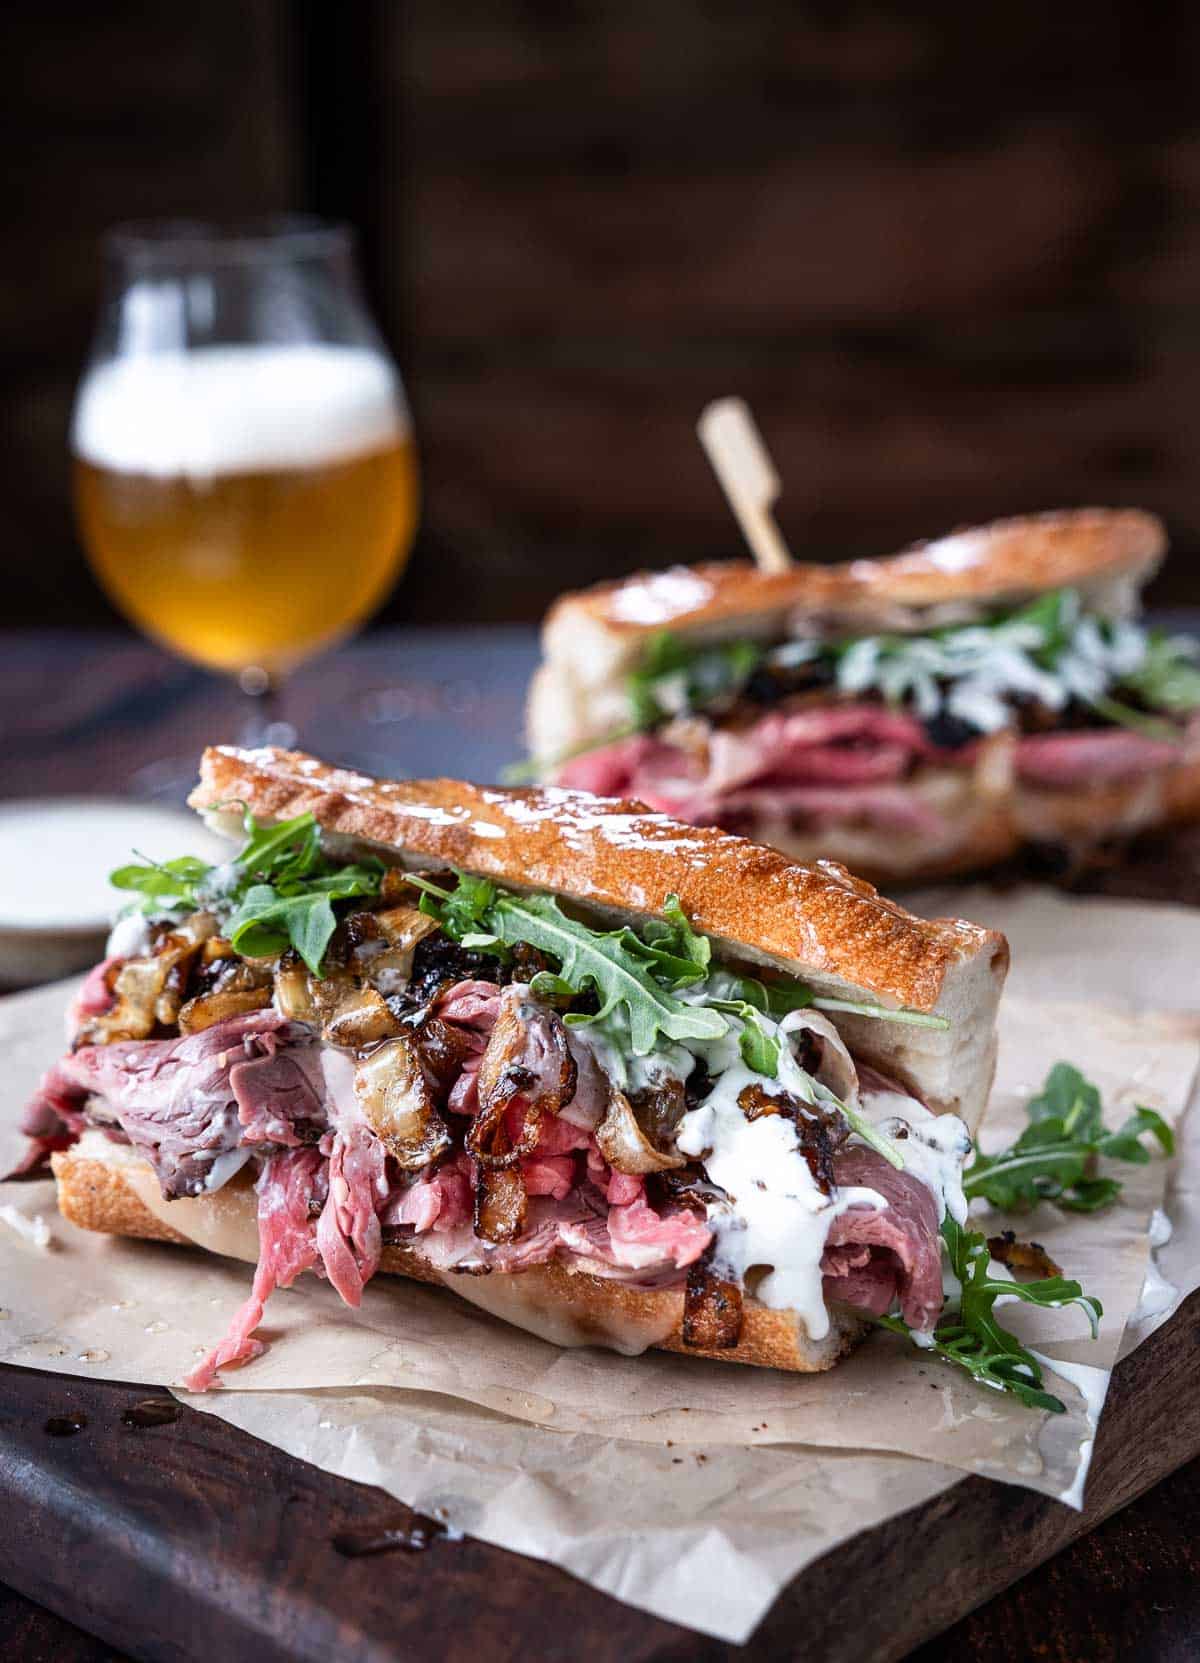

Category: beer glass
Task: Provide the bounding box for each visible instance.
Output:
[71,218,418,732]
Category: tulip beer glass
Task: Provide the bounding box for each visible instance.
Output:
[72,219,417,690]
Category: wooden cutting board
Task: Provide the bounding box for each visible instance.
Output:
[0,1291,1196,1663]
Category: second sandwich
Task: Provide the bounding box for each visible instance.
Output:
[527,508,1200,880]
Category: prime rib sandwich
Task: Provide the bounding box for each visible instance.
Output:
[525,508,1200,880]
[20,746,1007,1389]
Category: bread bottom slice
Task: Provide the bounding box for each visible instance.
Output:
[51,1147,868,1374]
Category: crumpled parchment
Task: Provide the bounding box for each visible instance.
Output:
[1,889,1197,1641]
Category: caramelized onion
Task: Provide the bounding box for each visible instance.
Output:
[379,866,424,905]
[595,1085,686,1174]
[177,986,272,1035]
[322,986,401,1049]
[79,912,218,1045]
[468,987,577,1169]
[414,1016,480,1096]
[272,955,400,1047]
[354,1036,452,1170]
[473,1148,527,1244]
[353,905,442,997]
[273,954,322,1025]
[987,1230,1062,1280]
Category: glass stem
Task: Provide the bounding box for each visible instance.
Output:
[237,666,297,750]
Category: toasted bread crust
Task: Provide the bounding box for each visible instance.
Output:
[189,745,1005,1016]
[834,507,1164,612]
[541,508,1165,644]
[52,1149,867,1374]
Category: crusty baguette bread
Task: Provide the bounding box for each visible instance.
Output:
[526,508,1166,767]
[49,750,1000,1379]
[52,1144,867,1374]
[189,745,1009,1127]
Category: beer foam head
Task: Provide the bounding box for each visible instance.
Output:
[72,344,407,477]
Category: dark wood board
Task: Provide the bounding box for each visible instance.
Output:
[0,1289,1196,1663]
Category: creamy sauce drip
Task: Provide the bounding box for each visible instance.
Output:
[105,912,155,959]
[677,1069,884,1341]
[855,1087,971,1225]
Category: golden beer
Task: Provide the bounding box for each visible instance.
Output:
[72,344,418,675]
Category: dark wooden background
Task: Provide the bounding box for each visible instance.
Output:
[7,0,1200,628]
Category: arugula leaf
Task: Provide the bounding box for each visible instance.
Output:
[1118,630,1200,714]
[422,872,499,940]
[642,894,712,978]
[627,632,763,728]
[227,884,335,973]
[1101,1104,1175,1162]
[878,1215,1102,1413]
[964,1061,1174,1211]
[1027,1060,1103,1134]
[810,994,950,1030]
[109,810,383,977]
[226,864,382,975]
[1085,694,1179,743]
[487,893,728,1054]
[110,853,211,912]
[235,808,323,884]
[410,874,725,1054]
[1012,588,1077,665]
[707,998,782,1074]
[731,975,814,1018]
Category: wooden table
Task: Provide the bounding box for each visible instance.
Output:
[3,626,1199,1663]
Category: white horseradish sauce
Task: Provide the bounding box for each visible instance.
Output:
[854,1086,971,1227]
[676,1061,885,1342]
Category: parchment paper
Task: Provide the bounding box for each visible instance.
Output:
[915,887,1200,1364]
[2,889,1199,1642]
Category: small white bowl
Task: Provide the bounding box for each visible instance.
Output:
[0,798,228,988]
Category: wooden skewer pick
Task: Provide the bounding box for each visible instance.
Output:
[697,397,794,573]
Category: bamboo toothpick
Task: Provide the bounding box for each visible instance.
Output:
[697,397,794,573]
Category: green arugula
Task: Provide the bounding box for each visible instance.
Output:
[1119,630,1200,714]
[411,875,726,1055]
[1014,588,1077,662]
[627,631,763,729]
[1085,695,1178,743]
[964,1062,1174,1212]
[730,974,814,1020]
[707,996,785,1075]
[109,808,382,977]
[878,1215,1102,1412]
[416,870,946,1061]
[806,994,950,1029]
[108,853,212,913]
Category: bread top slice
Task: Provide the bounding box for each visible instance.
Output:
[526,508,1165,763]
[539,508,1165,651]
[189,746,1008,1127]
